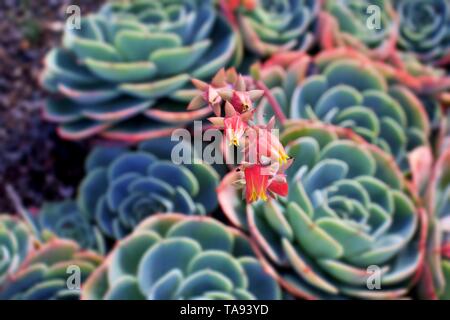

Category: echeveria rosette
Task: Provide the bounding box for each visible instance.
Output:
[362,51,450,143]
[0,239,102,300]
[420,149,450,299]
[41,0,238,142]
[320,0,397,59]
[233,0,319,59]
[36,201,106,254]
[396,0,450,67]
[82,214,281,300]
[256,49,430,171]
[77,137,220,240]
[0,215,34,286]
[382,52,450,132]
[218,122,427,299]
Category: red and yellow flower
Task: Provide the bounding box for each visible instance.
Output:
[243,164,289,203]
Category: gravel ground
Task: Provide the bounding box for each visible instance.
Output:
[0,0,104,212]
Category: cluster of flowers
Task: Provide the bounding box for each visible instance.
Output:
[190,68,290,203]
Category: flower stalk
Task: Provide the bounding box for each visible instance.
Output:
[190,68,290,203]
[255,80,287,125]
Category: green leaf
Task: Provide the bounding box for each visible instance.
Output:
[115,31,182,61]
[84,59,157,82]
[120,74,190,99]
[167,219,234,252]
[287,203,343,259]
[137,238,201,296]
[150,40,211,76]
[187,251,247,288]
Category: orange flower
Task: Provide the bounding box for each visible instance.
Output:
[244,165,270,203]
[268,174,289,197]
[244,165,289,203]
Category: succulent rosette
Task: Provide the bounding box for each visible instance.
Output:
[218,121,426,299]
[396,0,450,67]
[0,239,102,300]
[371,52,450,137]
[256,49,430,171]
[0,215,34,286]
[36,201,106,253]
[41,0,238,142]
[77,137,220,240]
[420,149,450,299]
[320,0,397,59]
[82,214,281,300]
[229,0,319,58]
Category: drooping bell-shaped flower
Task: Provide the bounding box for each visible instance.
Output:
[244,164,270,203]
[244,117,290,165]
[267,171,289,198]
[243,163,289,203]
[230,91,254,113]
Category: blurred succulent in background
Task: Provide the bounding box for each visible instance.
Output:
[36,201,106,254]
[320,0,397,59]
[396,0,450,67]
[77,137,220,240]
[218,122,426,299]
[83,214,281,300]
[0,239,102,300]
[256,49,430,171]
[364,52,450,147]
[420,150,450,299]
[223,0,319,59]
[0,215,34,286]
[375,52,450,149]
[41,0,239,142]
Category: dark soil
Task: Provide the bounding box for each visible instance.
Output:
[0,0,104,212]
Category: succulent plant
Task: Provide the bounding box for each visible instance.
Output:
[0,239,102,300]
[36,201,105,254]
[77,137,220,240]
[83,213,281,300]
[0,215,34,286]
[256,49,430,171]
[396,0,450,67]
[374,52,450,136]
[41,0,239,142]
[320,0,397,59]
[420,149,450,299]
[229,0,319,59]
[218,121,426,299]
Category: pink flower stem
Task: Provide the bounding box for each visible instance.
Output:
[255,80,287,125]
[219,0,237,28]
